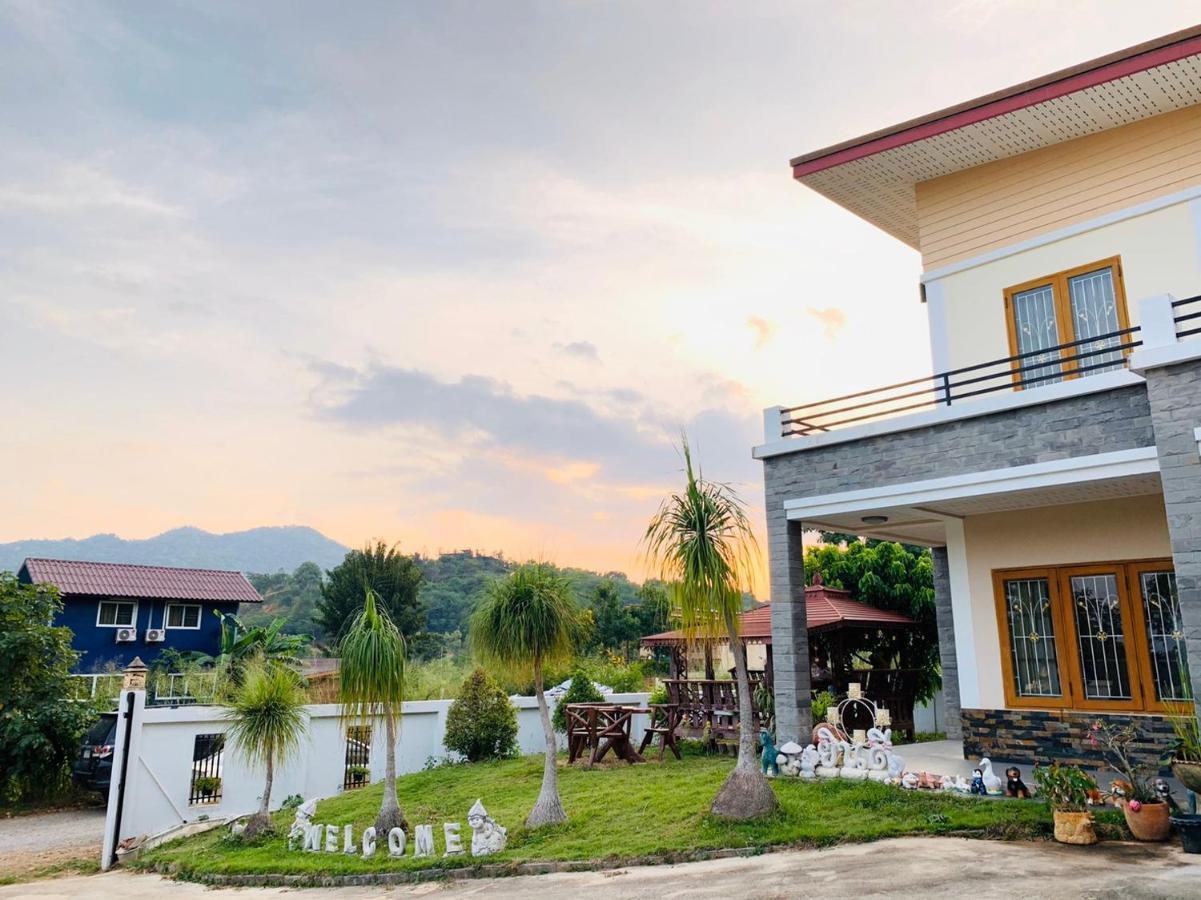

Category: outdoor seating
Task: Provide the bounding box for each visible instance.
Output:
[637,703,682,761]
[565,703,647,765]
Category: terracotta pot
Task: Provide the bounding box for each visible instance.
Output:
[1172,760,1201,794]
[1052,810,1097,845]
[1123,800,1171,842]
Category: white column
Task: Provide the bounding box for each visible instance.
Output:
[101,688,146,871]
[944,519,980,710]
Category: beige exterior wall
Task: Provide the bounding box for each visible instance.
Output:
[929,200,1201,371]
[958,493,1171,710]
[916,104,1201,270]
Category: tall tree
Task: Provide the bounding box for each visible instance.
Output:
[0,574,97,803]
[471,563,579,828]
[339,589,409,835]
[643,440,777,820]
[318,542,425,643]
[222,663,308,836]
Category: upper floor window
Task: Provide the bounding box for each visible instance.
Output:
[97,600,137,627]
[165,603,202,629]
[1003,257,1130,387]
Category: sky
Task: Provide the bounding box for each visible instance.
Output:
[2,1,1198,587]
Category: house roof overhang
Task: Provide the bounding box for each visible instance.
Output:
[791,25,1201,248]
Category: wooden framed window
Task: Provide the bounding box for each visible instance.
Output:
[1003,257,1130,387]
[993,559,1189,713]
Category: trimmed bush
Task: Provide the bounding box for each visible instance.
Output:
[443,668,518,762]
[552,671,605,733]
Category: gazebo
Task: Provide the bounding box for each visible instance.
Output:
[640,577,919,740]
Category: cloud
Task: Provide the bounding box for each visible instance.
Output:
[555,340,600,363]
[806,306,847,339]
[746,315,775,349]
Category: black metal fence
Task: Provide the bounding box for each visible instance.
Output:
[189,733,224,805]
[343,725,371,790]
[1175,295,1201,339]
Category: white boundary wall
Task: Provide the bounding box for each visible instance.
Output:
[103,690,648,864]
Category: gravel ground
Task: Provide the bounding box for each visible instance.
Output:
[0,808,106,880]
[2,836,1200,899]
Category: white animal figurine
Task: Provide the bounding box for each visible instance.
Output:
[885,750,906,780]
[866,726,892,748]
[467,799,507,857]
[799,745,820,779]
[940,774,957,792]
[815,726,842,778]
[288,799,318,850]
[953,775,972,794]
[979,758,1004,795]
[901,771,919,790]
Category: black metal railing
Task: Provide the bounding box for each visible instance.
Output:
[189,733,224,805]
[1174,294,1201,339]
[781,324,1146,438]
[343,725,371,790]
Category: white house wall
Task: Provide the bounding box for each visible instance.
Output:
[925,198,1201,373]
[956,493,1172,711]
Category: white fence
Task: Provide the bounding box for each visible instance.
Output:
[102,690,649,867]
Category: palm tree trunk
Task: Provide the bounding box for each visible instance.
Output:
[711,607,778,820]
[260,744,274,818]
[375,710,409,835]
[526,657,567,828]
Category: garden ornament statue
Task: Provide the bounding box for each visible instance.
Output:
[901,771,919,790]
[466,799,507,857]
[288,799,318,850]
[970,768,988,796]
[979,758,1004,795]
[815,726,842,778]
[760,729,780,778]
[1005,766,1030,799]
[953,775,972,794]
[799,744,820,779]
[776,740,804,777]
[940,774,956,792]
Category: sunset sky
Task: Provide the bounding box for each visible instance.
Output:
[2,2,1198,586]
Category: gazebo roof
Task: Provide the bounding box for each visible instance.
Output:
[639,582,915,646]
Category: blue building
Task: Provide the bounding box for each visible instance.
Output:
[18,557,263,673]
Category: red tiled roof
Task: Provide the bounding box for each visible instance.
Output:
[640,584,914,646]
[20,557,262,603]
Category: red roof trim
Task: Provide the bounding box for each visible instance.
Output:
[792,33,1201,179]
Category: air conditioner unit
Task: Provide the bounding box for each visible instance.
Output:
[115,627,138,643]
[145,628,166,643]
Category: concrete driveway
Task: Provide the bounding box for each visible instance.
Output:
[0,807,105,880]
[2,836,1199,899]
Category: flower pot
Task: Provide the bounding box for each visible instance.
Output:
[1170,814,1201,854]
[1172,760,1201,794]
[1052,810,1097,845]
[1123,800,1171,842]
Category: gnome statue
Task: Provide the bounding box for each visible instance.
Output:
[467,799,507,856]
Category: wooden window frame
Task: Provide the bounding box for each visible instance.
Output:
[993,558,1178,714]
[1002,256,1130,386]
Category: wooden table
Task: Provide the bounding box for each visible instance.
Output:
[565,703,648,765]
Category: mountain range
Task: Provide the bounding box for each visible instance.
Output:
[0,525,350,574]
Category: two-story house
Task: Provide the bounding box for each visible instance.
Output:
[759,26,1201,768]
[18,557,262,672]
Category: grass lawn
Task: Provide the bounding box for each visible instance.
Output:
[139,750,1114,881]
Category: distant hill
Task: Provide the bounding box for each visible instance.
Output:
[0,525,349,574]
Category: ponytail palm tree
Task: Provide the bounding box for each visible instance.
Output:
[643,440,777,820]
[340,589,409,835]
[223,663,309,836]
[472,564,578,828]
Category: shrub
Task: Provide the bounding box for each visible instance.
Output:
[811,689,836,724]
[552,670,605,732]
[1033,762,1096,811]
[443,668,518,762]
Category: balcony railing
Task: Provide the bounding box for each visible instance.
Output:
[776,293,1201,439]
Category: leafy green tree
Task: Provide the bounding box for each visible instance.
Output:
[471,563,580,828]
[318,542,425,643]
[551,670,604,732]
[643,440,777,820]
[339,589,409,835]
[210,612,309,683]
[588,579,640,658]
[222,663,308,836]
[804,539,939,702]
[443,668,518,762]
[0,574,98,803]
[245,562,325,639]
[420,550,512,634]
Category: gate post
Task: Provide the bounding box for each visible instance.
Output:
[100,658,148,871]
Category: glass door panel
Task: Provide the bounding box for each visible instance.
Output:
[1137,570,1192,702]
[1003,577,1063,699]
[1068,573,1133,702]
[1067,266,1123,373]
[1011,284,1063,387]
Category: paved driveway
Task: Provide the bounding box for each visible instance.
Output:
[2,836,1200,899]
[0,808,105,879]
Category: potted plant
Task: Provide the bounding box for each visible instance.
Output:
[1164,701,1201,853]
[347,764,370,786]
[1033,762,1098,845]
[1089,719,1170,842]
[194,775,221,800]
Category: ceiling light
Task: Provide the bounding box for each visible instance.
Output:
[861,515,889,525]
